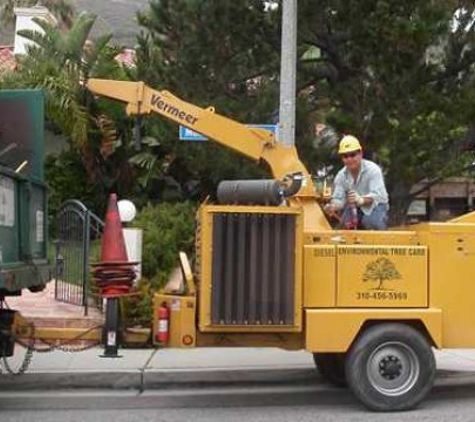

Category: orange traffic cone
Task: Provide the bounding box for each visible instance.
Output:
[92,194,137,298]
[100,193,128,263]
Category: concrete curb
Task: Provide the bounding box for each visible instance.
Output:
[0,367,318,391]
[435,370,475,387]
[0,371,142,391]
[144,367,318,389]
[2,367,475,392]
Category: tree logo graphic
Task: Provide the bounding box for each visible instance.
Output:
[362,258,401,290]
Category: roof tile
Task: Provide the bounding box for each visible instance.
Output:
[0,46,17,75]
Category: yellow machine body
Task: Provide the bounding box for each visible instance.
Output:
[415,220,475,348]
[157,205,455,354]
[86,79,475,356]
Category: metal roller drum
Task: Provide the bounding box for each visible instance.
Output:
[217,180,283,206]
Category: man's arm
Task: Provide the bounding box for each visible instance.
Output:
[366,166,386,202]
[324,172,346,215]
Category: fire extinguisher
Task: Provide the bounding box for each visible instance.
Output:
[156,303,169,344]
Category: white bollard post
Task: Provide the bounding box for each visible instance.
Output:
[123,228,143,282]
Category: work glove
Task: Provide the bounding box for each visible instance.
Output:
[347,190,364,207]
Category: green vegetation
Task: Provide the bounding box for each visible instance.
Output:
[298,0,475,224]
[121,202,196,328]
[134,0,475,224]
[133,0,279,202]
[132,202,196,289]
[1,9,135,209]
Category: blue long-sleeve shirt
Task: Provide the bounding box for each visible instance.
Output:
[331,159,389,215]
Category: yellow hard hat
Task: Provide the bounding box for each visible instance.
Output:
[338,135,362,154]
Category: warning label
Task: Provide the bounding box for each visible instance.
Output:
[0,176,15,227]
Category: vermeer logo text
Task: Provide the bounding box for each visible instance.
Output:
[151,94,198,125]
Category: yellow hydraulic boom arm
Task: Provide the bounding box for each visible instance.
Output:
[86,79,330,230]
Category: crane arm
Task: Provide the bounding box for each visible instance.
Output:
[87,79,330,230]
[87,80,309,188]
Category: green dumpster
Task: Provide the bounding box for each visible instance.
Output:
[0,89,49,295]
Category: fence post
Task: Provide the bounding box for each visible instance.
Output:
[82,209,90,317]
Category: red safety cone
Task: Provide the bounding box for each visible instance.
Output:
[100,193,128,263]
[91,193,138,298]
[92,193,139,358]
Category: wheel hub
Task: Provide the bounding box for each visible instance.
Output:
[367,342,420,396]
[379,355,403,380]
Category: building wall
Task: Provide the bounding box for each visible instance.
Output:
[13,7,56,55]
[409,178,475,222]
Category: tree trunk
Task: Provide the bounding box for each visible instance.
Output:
[387,176,413,227]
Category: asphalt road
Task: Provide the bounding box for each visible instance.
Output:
[2,382,475,422]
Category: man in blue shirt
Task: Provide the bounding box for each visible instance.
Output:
[323,135,389,230]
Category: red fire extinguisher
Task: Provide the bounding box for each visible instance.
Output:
[156,303,169,344]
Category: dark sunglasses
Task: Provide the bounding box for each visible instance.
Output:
[341,152,360,159]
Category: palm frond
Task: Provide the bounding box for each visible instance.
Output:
[82,33,114,77]
[42,0,75,29]
[19,17,65,60]
[64,11,97,62]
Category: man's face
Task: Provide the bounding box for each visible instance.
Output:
[341,150,362,172]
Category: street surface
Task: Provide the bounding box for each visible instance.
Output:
[2,382,475,422]
[3,348,475,420]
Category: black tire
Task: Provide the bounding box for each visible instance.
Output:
[345,323,435,412]
[313,353,347,387]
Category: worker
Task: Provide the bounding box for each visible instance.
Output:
[324,135,389,230]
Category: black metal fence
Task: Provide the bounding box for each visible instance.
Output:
[54,200,104,316]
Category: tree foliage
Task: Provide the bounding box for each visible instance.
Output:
[136,0,475,223]
[298,0,475,223]
[3,12,121,150]
[0,11,136,214]
[134,0,281,201]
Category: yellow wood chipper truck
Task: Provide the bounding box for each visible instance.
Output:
[11,78,475,412]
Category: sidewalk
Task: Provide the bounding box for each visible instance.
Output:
[2,347,475,391]
[6,282,103,329]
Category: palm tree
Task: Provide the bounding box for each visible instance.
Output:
[10,11,119,148]
[1,11,130,188]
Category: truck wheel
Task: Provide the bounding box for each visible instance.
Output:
[313,353,347,387]
[345,323,435,411]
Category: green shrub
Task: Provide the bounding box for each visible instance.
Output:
[45,151,99,236]
[132,201,197,291]
[120,201,196,330]
[120,278,154,329]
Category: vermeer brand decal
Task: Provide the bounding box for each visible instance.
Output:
[151,94,199,125]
